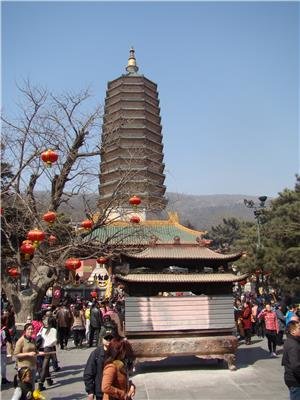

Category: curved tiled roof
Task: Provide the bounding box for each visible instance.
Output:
[122,245,242,262]
[84,213,205,245]
[115,273,248,283]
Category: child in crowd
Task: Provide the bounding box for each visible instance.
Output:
[11,367,34,400]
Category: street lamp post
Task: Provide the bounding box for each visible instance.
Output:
[244,196,268,293]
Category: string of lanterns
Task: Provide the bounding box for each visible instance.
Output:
[129,195,141,224]
[10,147,142,294]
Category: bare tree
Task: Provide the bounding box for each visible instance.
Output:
[1,81,147,322]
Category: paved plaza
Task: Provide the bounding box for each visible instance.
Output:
[1,337,288,400]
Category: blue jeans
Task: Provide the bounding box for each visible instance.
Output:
[290,386,300,400]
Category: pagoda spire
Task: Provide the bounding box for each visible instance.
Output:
[126,47,139,74]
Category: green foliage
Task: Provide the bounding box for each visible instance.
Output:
[207,217,252,251]
[208,176,300,295]
[262,176,300,293]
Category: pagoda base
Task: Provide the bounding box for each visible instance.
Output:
[129,334,238,371]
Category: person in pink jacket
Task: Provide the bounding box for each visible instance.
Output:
[258,303,279,357]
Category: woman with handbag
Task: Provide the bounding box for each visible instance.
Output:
[101,339,136,400]
[14,323,38,389]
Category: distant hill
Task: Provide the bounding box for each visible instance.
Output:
[51,192,262,231]
[166,192,259,230]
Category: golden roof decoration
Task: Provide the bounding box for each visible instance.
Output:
[126,47,139,74]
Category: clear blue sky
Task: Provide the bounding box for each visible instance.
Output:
[2,1,299,197]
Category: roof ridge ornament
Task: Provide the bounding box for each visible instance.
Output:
[126,47,139,74]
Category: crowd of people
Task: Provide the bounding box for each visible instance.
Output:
[234,293,300,354]
[1,293,135,400]
[233,293,300,400]
[1,290,299,400]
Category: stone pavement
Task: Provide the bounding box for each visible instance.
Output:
[1,336,289,400]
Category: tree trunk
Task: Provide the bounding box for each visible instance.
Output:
[8,288,45,323]
[2,263,55,323]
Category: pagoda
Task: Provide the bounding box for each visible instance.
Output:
[99,48,167,215]
[89,49,246,370]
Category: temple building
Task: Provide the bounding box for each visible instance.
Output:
[99,48,167,216]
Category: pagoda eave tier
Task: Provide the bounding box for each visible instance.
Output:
[120,245,242,268]
[115,272,248,296]
[116,273,248,284]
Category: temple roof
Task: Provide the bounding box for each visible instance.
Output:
[121,245,242,262]
[115,273,248,283]
[85,212,206,245]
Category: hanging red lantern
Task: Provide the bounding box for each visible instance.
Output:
[20,242,35,260]
[41,149,58,167]
[129,195,141,207]
[130,215,140,224]
[53,288,61,299]
[43,211,57,224]
[27,229,46,245]
[240,280,247,286]
[90,290,98,298]
[48,235,57,245]
[81,219,93,230]
[7,268,21,278]
[97,256,108,265]
[65,258,81,271]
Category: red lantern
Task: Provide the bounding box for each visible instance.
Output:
[7,268,21,278]
[48,235,57,245]
[97,256,108,265]
[90,290,97,298]
[20,242,35,260]
[27,229,46,244]
[240,280,247,286]
[129,195,141,207]
[65,258,81,271]
[130,215,140,224]
[43,211,57,224]
[41,149,58,167]
[53,289,61,299]
[81,219,93,230]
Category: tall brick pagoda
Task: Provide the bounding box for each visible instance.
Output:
[99,48,167,216]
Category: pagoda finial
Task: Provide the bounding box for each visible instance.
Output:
[126,47,139,74]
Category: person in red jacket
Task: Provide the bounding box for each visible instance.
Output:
[242,301,253,345]
[258,303,279,357]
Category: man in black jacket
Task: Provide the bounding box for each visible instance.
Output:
[282,320,300,400]
[89,301,103,348]
[83,332,120,400]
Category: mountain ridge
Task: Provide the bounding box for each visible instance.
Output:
[49,192,262,231]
